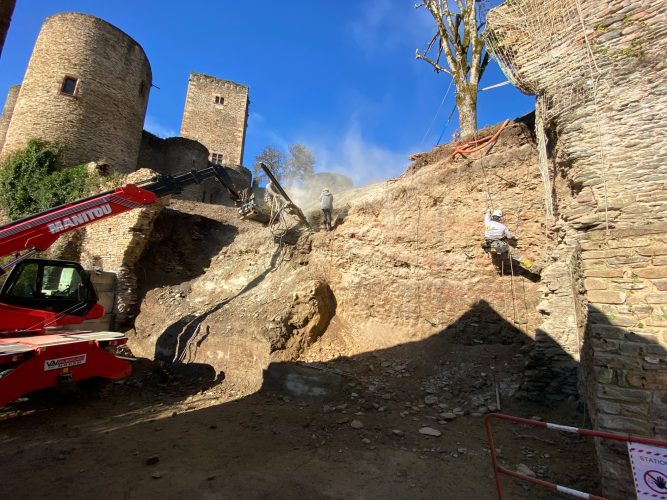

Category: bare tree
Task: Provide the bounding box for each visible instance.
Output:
[416,0,490,136]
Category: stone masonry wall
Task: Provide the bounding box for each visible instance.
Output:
[0,13,151,172]
[0,84,19,154]
[137,131,252,205]
[137,131,213,202]
[180,72,249,166]
[489,0,667,496]
[521,246,586,401]
[79,169,167,325]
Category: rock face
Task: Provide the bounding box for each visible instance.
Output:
[129,118,555,394]
[488,0,667,496]
[308,119,550,353]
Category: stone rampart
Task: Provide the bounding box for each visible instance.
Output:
[79,169,167,324]
[488,0,666,496]
[137,131,251,205]
[0,84,19,153]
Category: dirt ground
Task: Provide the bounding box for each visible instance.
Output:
[0,334,601,499]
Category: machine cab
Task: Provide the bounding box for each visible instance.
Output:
[0,258,100,317]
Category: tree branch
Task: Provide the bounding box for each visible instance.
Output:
[415,49,453,75]
[424,0,459,76]
[424,31,438,54]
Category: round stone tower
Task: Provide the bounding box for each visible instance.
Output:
[0,13,151,173]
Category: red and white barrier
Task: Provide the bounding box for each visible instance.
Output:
[485,413,667,500]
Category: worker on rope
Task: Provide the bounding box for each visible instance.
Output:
[482,209,541,275]
[320,187,333,231]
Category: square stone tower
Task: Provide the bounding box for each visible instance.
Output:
[180,72,249,166]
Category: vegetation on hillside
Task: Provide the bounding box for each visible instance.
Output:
[253,143,316,186]
[0,139,112,221]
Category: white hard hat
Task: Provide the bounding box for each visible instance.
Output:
[492,209,503,218]
[322,187,329,192]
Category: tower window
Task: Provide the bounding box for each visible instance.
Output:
[140,81,147,98]
[60,76,79,96]
[214,95,224,105]
[211,153,224,165]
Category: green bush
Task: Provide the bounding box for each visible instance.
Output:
[0,139,93,220]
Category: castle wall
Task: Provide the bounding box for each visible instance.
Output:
[180,72,249,166]
[488,0,667,496]
[0,84,20,154]
[79,169,167,325]
[137,131,251,205]
[0,12,151,173]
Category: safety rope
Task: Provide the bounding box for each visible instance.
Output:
[535,95,554,223]
[461,119,525,325]
[420,78,455,148]
[435,104,459,146]
[465,120,512,214]
[501,259,508,319]
[508,253,518,324]
[479,153,494,212]
[514,160,531,237]
[520,266,529,327]
[416,198,422,321]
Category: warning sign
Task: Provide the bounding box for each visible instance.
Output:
[628,443,667,499]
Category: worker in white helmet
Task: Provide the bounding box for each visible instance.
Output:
[484,209,513,241]
[483,209,541,275]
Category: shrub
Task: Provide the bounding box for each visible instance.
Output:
[0,139,93,220]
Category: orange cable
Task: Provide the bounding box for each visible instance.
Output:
[451,119,510,158]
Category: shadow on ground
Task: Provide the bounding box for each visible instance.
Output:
[0,299,623,499]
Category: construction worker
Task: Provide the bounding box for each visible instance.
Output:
[482,209,541,275]
[320,188,333,231]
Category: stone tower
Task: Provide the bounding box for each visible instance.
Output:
[0,13,152,173]
[180,72,249,166]
[0,84,20,153]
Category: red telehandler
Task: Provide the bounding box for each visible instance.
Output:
[0,165,246,406]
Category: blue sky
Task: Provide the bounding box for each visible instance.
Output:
[0,0,534,185]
